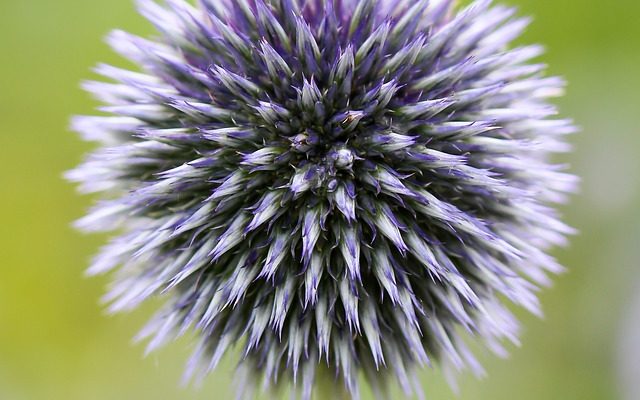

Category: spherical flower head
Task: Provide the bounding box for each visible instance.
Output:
[68,0,578,398]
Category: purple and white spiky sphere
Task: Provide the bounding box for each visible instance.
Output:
[69,0,577,398]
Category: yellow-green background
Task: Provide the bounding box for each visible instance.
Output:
[1,1,638,399]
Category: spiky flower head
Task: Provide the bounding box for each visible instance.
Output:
[69,0,577,398]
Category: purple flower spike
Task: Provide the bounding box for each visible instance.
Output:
[69,0,577,398]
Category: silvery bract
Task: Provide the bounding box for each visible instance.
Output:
[69,0,577,398]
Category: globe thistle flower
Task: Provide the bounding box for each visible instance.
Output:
[68,0,577,398]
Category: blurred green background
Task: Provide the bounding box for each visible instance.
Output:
[1,0,639,399]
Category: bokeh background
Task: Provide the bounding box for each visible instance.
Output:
[1,0,638,399]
